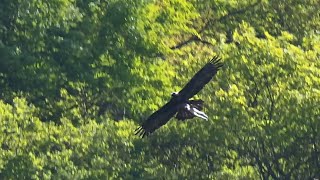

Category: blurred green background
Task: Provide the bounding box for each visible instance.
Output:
[0,0,319,179]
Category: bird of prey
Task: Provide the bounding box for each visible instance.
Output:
[135,56,223,138]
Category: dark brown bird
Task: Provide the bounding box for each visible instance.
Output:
[135,56,223,138]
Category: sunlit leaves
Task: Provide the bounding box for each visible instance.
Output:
[132,0,199,54]
[214,22,320,178]
[0,98,141,179]
[0,0,319,178]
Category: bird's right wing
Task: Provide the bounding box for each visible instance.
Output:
[178,56,223,100]
[135,101,178,138]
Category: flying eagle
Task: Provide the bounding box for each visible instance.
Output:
[135,56,223,138]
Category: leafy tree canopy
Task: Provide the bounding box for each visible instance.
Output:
[0,0,319,179]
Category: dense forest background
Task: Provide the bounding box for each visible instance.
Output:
[0,0,319,179]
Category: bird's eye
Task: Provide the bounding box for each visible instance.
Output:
[171,92,178,96]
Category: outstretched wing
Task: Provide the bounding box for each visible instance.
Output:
[178,56,223,100]
[135,101,178,138]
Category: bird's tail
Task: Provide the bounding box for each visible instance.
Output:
[190,107,208,121]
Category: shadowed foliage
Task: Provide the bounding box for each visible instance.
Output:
[0,0,319,179]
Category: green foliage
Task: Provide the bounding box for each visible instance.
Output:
[0,0,319,179]
[214,22,320,178]
[132,0,199,54]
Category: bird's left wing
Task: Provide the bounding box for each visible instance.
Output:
[135,101,178,138]
[178,56,223,100]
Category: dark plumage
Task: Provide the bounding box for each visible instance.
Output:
[176,100,204,120]
[135,56,223,138]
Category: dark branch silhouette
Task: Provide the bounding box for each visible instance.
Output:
[170,1,262,50]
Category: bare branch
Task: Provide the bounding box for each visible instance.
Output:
[263,74,275,121]
[170,36,214,50]
[170,0,262,50]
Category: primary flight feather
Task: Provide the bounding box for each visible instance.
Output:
[135,56,223,138]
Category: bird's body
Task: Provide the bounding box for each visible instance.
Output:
[135,56,223,138]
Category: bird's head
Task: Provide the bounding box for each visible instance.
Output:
[170,92,182,102]
[171,92,179,97]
